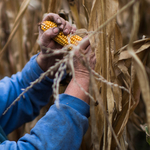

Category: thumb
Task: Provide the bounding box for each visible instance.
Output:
[79,36,90,50]
[39,27,60,49]
[41,27,59,41]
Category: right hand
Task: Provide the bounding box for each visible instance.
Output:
[39,13,76,51]
[37,13,76,78]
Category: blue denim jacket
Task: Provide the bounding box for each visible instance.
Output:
[0,55,89,150]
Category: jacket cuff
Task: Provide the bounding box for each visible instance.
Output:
[30,54,67,83]
[58,94,90,118]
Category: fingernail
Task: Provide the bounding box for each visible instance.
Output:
[53,27,59,34]
[71,30,74,34]
[71,29,73,32]
[64,28,69,34]
[57,18,61,24]
[71,29,76,34]
[59,24,64,29]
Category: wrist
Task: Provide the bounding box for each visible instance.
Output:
[75,70,90,80]
[65,77,90,104]
[36,52,58,78]
[37,53,52,71]
[73,77,90,86]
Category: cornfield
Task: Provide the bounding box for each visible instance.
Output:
[0,0,150,149]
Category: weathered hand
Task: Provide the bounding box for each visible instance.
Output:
[73,37,96,79]
[37,13,76,78]
[65,38,96,104]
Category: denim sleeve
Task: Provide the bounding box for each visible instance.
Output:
[0,94,90,150]
[0,54,64,135]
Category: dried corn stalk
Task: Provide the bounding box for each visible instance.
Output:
[87,0,121,149]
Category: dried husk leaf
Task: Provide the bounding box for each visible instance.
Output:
[0,0,30,58]
[48,0,62,13]
[82,0,93,17]
[68,1,82,29]
[107,86,114,150]
[127,1,150,134]
[111,38,150,149]
[88,0,120,149]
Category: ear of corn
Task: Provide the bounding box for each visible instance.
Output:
[40,21,82,47]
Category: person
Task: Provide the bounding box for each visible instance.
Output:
[0,13,96,150]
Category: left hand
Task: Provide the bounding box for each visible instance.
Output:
[73,37,96,80]
[65,37,96,104]
[36,13,76,78]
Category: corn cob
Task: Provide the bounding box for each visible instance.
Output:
[40,21,82,47]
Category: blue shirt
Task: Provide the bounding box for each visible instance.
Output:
[0,55,90,150]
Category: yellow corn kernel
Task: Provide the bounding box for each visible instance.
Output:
[40,21,82,47]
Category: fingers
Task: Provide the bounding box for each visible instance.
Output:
[39,27,59,49]
[80,37,90,50]
[63,21,72,35]
[71,25,76,34]
[39,13,78,50]
[74,37,90,56]
[41,13,76,35]
[45,27,59,39]
[79,43,96,70]
[42,13,63,25]
[83,46,96,70]
[89,51,96,70]
[40,27,59,43]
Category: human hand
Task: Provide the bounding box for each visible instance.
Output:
[37,13,76,77]
[65,38,96,104]
[73,37,96,80]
